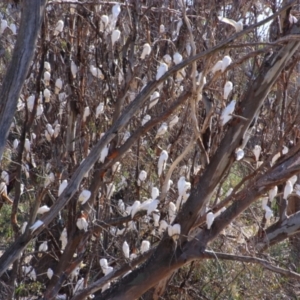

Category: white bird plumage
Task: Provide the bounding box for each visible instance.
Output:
[168,202,177,224]
[158,220,169,235]
[96,102,104,118]
[100,258,108,272]
[21,222,28,234]
[173,52,183,65]
[155,122,168,139]
[211,60,223,74]
[218,16,243,32]
[142,114,151,126]
[222,55,232,72]
[90,65,104,79]
[223,81,233,100]
[60,228,68,250]
[74,278,84,293]
[1,171,9,185]
[253,145,261,162]
[55,78,63,95]
[30,220,44,233]
[283,180,293,199]
[111,29,121,46]
[158,150,168,176]
[78,190,91,204]
[235,148,244,161]
[39,241,48,254]
[177,176,191,196]
[25,138,31,152]
[220,100,236,126]
[58,179,68,197]
[151,187,159,200]
[156,63,168,80]
[112,4,121,18]
[289,175,297,186]
[206,212,215,229]
[168,223,181,241]
[122,241,130,258]
[54,20,64,36]
[138,170,147,186]
[76,217,88,232]
[141,43,151,59]
[13,138,19,149]
[264,205,273,222]
[140,240,150,254]
[71,60,78,79]
[131,200,141,218]
[269,186,278,202]
[83,106,90,122]
[169,115,179,129]
[37,205,50,215]
[44,71,51,86]
[47,268,53,280]
[149,91,160,109]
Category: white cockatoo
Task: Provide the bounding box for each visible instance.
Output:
[289,175,298,186]
[44,61,51,72]
[153,211,160,227]
[163,54,172,65]
[38,241,48,256]
[78,190,91,204]
[13,138,19,149]
[30,220,44,233]
[168,202,177,224]
[159,24,165,33]
[218,16,243,32]
[106,183,115,199]
[37,205,50,214]
[177,176,191,197]
[223,81,233,100]
[100,258,108,272]
[140,240,150,254]
[283,180,293,199]
[76,217,88,232]
[90,65,104,79]
[142,114,151,126]
[138,170,147,186]
[60,228,68,250]
[112,162,121,174]
[71,60,78,78]
[221,55,232,72]
[54,20,64,36]
[211,60,223,74]
[44,71,51,86]
[111,29,121,46]
[122,241,130,258]
[269,186,278,202]
[100,15,109,31]
[55,78,63,94]
[25,138,31,152]
[140,43,151,59]
[158,150,168,176]
[118,200,126,215]
[169,115,179,129]
[96,102,104,118]
[156,62,168,80]
[1,171,9,185]
[155,122,168,139]
[27,95,35,112]
[112,3,121,18]
[264,205,273,222]
[235,148,244,161]
[253,145,261,162]
[54,124,60,138]
[44,172,55,188]
[149,91,160,109]
[43,88,51,103]
[140,199,159,215]
[220,100,236,126]
[47,268,53,280]
[9,23,17,35]
[0,19,8,34]
[131,200,141,218]
[74,278,84,293]
[173,52,183,65]
[151,187,159,200]
[158,220,169,235]
[206,212,215,229]
[58,179,68,197]
[168,224,181,241]
[83,106,90,122]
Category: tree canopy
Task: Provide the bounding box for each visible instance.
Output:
[1,0,300,299]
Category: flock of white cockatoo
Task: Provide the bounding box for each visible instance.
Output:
[2,1,300,298]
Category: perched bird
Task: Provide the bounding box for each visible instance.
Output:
[30,220,44,233]
[37,205,50,214]
[21,222,28,234]
[74,278,84,293]
[156,63,168,80]
[96,102,104,118]
[173,52,183,65]
[140,199,159,215]
[44,172,55,188]
[44,61,51,72]
[264,205,273,222]
[100,258,108,272]
[141,43,151,59]
[54,20,64,36]
[111,29,121,46]
[38,241,48,256]
[206,212,215,229]
[149,91,160,109]
[112,3,121,18]
[131,200,141,218]
[142,114,151,126]
[252,145,261,162]
[163,54,172,65]
[159,24,165,33]
[211,60,223,74]
[220,100,236,126]
[223,81,233,100]
[78,190,91,205]
[99,143,109,163]
[100,15,109,31]
[112,162,121,174]
[168,202,177,224]
[155,122,168,139]
[1,171,9,185]
[140,240,150,254]
[138,170,147,186]
[0,19,8,34]
[122,241,130,258]
[106,183,115,199]
[44,71,51,86]
[90,65,104,79]
[218,16,243,32]
[261,197,268,209]
[158,150,168,176]
[222,55,232,72]
[269,186,278,202]
[283,180,293,199]
[9,23,17,35]
[177,177,191,196]
[60,228,68,250]
[289,175,297,186]
[168,223,181,242]
[83,106,90,122]
[55,78,63,94]
[118,200,126,215]
[47,268,53,280]
[76,217,88,232]
[153,211,160,227]
[158,220,169,235]
[289,14,298,25]
[71,61,78,79]
[25,138,31,152]
[151,187,159,200]
[235,148,244,161]
[169,115,179,129]
[58,179,68,197]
